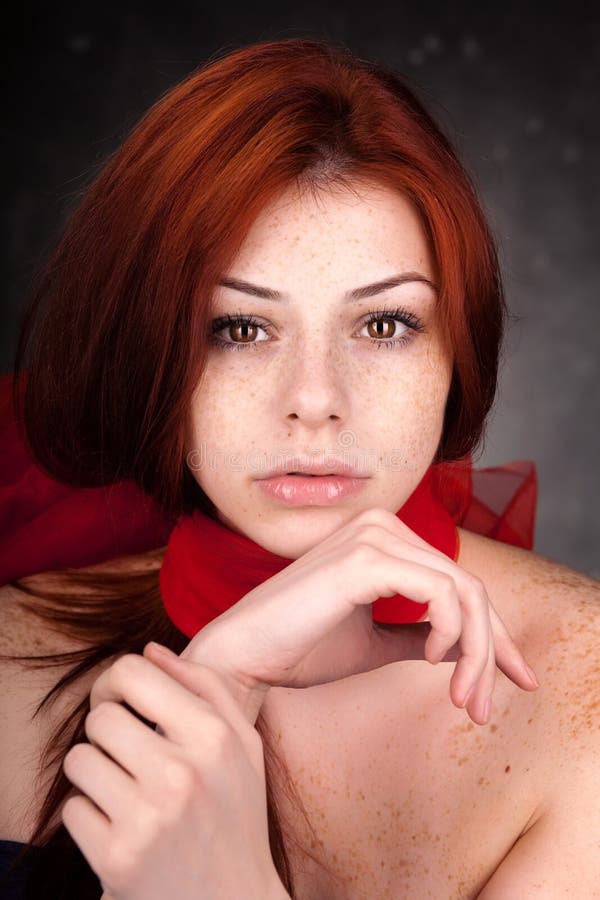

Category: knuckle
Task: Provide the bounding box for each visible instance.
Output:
[86,700,120,735]
[355,523,387,546]
[349,541,380,568]
[63,742,88,773]
[163,757,199,797]
[435,572,459,603]
[465,572,485,593]
[110,653,145,683]
[204,714,238,760]
[355,506,397,527]
[461,572,489,609]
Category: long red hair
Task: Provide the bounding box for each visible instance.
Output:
[15,36,505,512]
[9,37,506,898]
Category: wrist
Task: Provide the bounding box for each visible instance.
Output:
[182,627,271,726]
[226,668,271,726]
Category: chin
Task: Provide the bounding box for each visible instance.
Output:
[243,505,366,559]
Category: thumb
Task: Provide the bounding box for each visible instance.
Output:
[142,642,269,728]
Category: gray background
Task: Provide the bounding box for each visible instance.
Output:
[3,3,599,576]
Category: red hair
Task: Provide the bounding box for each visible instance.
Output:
[15,36,505,519]
[10,37,507,897]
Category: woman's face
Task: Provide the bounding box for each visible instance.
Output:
[187,179,453,557]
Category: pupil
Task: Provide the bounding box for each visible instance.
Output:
[233,323,255,342]
[369,319,393,339]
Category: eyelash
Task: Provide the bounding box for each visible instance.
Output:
[208,306,426,352]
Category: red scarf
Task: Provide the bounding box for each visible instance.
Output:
[158,456,538,636]
[0,373,537,639]
[160,464,461,635]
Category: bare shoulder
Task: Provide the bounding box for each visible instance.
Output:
[457,525,600,631]
[458,526,600,760]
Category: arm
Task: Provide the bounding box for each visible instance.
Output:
[63,505,540,898]
[176,506,540,727]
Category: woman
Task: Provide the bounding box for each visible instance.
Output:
[1,37,598,899]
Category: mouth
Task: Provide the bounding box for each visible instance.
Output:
[256,471,369,506]
[258,458,369,479]
[287,472,337,476]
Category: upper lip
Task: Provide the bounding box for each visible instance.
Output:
[258,456,369,478]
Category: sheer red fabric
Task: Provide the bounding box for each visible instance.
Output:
[0,372,537,635]
[0,373,176,585]
[159,464,459,635]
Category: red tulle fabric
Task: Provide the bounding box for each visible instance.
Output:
[0,372,537,638]
[0,373,177,584]
[159,464,459,635]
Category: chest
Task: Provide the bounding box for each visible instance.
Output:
[261,660,546,899]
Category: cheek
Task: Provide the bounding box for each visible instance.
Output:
[362,347,452,461]
[187,372,263,497]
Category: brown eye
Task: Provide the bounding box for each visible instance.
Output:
[366,317,396,339]
[229,322,258,343]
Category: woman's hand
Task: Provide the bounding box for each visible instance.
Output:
[61,654,290,900]
[168,507,539,727]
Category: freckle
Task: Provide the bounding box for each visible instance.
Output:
[490,724,498,733]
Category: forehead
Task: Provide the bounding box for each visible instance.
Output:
[227,179,435,287]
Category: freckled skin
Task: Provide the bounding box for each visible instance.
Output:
[2,173,598,894]
[258,529,600,898]
[182,179,600,898]
[187,179,453,558]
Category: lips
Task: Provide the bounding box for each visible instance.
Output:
[287,472,334,476]
[257,472,368,505]
[258,456,368,479]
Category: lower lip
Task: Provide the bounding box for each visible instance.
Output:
[257,474,368,506]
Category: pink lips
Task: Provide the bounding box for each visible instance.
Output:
[257,473,368,506]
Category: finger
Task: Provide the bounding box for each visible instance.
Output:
[425,570,490,704]
[370,556,491,697]
[90,654,218,745]
[84,700,169,788]
[453,621,496,725]
[62,793,112,875]
[63,742,137,822]
[144,643,266,757]
[373,621,460,664]
[488,603,540,690]
[356,525,539,690]
[421,584,462,665]
[350,506,452,562]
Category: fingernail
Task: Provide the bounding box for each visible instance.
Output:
[524,663,540,688]
[459,684,474,708]
[483,697,492,723]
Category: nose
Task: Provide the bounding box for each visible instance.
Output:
[281,338,351,429]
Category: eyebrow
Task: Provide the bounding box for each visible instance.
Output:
[217,271,438,302]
